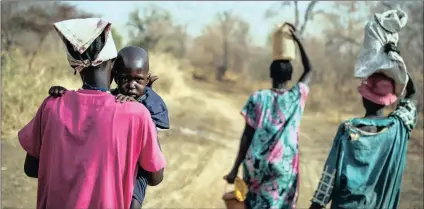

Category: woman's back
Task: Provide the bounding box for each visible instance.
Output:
[331,116,409,209]
[240,82,309,208]
[242,83,309,177]
[245,83,309,135]
[311,98,417,209]
[18,90,165,209]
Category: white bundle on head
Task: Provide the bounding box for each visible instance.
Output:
[354,9,408,95]
[53,18,118,73]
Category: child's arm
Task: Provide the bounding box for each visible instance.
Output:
[48,86,67,97]
[115,93,138,103]
[142,87,170,129]
[147,74,159,87]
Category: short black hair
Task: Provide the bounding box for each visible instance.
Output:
[65,31,106,64]
[270,60,293,82]
[362,96,386,110]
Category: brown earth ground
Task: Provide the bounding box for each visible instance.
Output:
[1,81,423,209]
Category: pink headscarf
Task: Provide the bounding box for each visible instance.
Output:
[358,73,398,106]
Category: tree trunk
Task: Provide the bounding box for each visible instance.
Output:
[298,1,318,36]
[28,33,48,71]
[294,1,300,27]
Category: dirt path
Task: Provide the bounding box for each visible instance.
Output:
[1,83,423,208]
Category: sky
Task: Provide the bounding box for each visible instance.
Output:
[69,1,335,46]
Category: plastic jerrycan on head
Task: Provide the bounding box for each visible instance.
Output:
[272,22,296,61]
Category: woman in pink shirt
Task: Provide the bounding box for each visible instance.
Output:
[18,18,166,209]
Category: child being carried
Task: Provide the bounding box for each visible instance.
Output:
[48,46,169,209]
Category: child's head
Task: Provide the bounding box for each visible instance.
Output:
[112,46,150,98]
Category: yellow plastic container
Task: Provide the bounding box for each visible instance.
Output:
[272,22,296,61]
[222,177,248,209]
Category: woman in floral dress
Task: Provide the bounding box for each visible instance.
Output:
[225,27,312,209]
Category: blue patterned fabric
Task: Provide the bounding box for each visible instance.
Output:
[241,83,309,209]
[138,87,169,129]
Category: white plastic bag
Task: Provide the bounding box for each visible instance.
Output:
[354,9,409,94]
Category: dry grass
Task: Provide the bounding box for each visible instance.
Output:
[1,49,81,139]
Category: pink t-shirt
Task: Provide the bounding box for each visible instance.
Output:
[18,90,166,209]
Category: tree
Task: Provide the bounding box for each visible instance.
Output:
[127,4,188,58]
[1,2,93,69]
[111,28,123,51]
[127,5,172,50]
[265,1,321,37]
[189,10,251,81]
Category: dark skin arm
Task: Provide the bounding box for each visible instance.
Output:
[130,201,141,209]
[24,154,39,178]
[48,86,67,97]
[384,42,416,102]
[224,123,255,183]
[309,202,324,209]
[404,73,416,101]
[286,24,313,85]
[48,75,159,100]
[145,168,164,186]
[48,85,137,103]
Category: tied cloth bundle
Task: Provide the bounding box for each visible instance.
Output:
[354,9,408,96]
[53,18,117,73]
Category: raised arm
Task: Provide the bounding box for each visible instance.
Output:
[404,73,416,101]
[384,42,415,102]
[389,73,418,132]
[290,28,313,85]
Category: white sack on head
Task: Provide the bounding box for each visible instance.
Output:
[354,9,408,94]
[53,18,117,72]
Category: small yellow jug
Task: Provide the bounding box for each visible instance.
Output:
[223,176,248,209]
[234,176,248,201]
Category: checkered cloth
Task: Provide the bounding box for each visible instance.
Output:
[311,166,336,207]
[311,98,417,207]
[390,98,417,132]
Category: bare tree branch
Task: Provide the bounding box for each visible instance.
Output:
[298,1,319,36]
[380,1,393,9]
[294,1,300,27]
